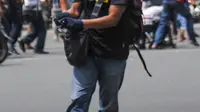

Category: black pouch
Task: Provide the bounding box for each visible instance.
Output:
[62,0,102,67]
[63,30,91,67]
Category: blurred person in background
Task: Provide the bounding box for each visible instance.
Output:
[1,0,23,55]
[18,0,48,54]
[0,0,9,33]
[176,0,199,42]
[176,13,187,42]
[151,0,199,49]
[41,0,52,29]
[51,0,68,41]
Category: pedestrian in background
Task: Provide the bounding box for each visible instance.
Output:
[51,0,68,41]
[151,0,199,49]
[18,0,48,54]
[2,0,23,55]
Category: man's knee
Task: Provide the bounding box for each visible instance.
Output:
[69,81,96,111]
[72,79,96,100]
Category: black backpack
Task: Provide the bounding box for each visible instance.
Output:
[122,0,152,78]
[124,0,143,45]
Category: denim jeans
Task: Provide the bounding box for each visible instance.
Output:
[6,5,23,49]
[154,2,196,45]
[176,14,187,30]
[154,3,177,45]
[186,16,196,41]
[176,13,196,41]
[67,56,126,112]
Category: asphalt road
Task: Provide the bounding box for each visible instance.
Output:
[1,27,200,112]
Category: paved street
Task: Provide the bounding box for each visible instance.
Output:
[1,27,200,112]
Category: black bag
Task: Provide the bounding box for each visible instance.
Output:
[63,30,91,67]
[121,0,152,77]
[124,0,143,45]
[61,0,100,67]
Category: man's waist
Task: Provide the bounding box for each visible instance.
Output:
[89,44,129,60]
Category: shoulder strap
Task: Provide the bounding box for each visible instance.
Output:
[83,0,104,19]
[133,44,152,77]
[90,0,104,18]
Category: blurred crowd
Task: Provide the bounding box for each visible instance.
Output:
[0,0,200,57]
[0,0,70,55]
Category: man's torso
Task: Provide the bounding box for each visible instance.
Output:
[82,0,131,60]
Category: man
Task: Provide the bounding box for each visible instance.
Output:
[151,0,199,49]
[56,0,135,111]
[18,0,48,54]
[41,0,52,29]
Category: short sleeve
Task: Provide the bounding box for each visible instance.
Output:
[111,0,128,5]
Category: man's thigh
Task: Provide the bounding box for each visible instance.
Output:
[72,57,99,100]
[98,58,126,92]
[97,58,126,111]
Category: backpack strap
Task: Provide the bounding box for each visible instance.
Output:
[133,44,152,77]
[83,0,104,19]
[90,0,104,18]
[126,2,152,77]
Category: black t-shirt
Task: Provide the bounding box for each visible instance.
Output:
[75,0,131,60]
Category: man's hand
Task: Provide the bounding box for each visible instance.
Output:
[53,12,70,27]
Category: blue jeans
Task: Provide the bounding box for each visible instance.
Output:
[176,14,187,30]
[68,56,126,112]
[176,13,196,41]
[186,16,196,41]
[154,3,196,45]
[154,3,176,45]
[7,9,23,49]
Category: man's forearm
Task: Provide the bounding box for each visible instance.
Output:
[82,15,120,29]
[60,0,68,11]
[82,5,126,29]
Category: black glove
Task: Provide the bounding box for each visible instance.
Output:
[60,17,84,33]
[53,12,70,26]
